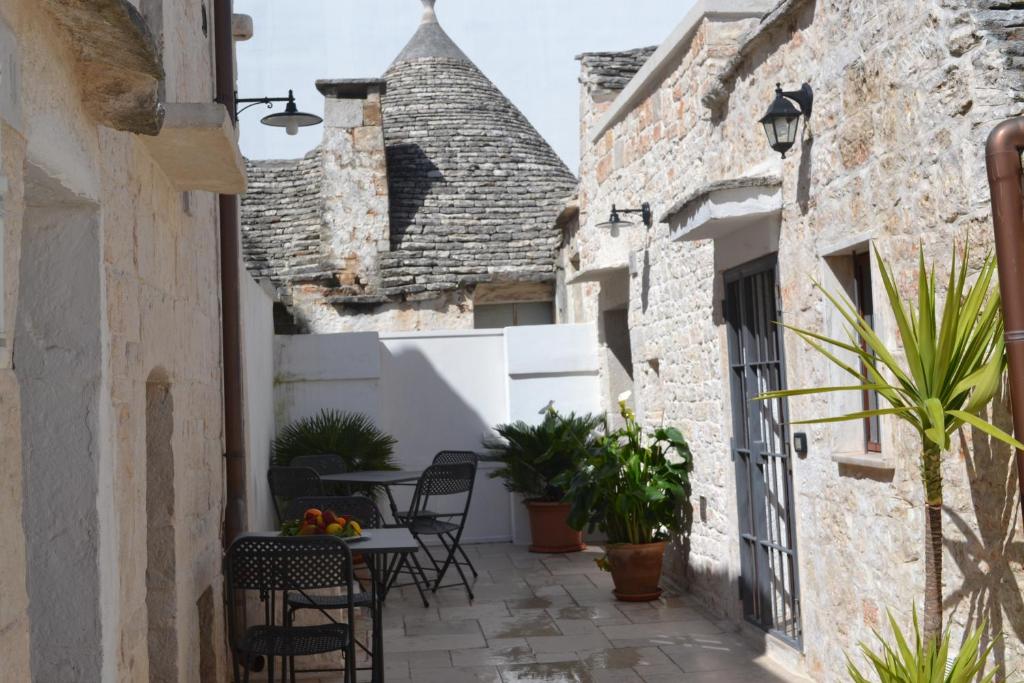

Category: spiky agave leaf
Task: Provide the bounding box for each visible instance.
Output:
[756,245,1023,453]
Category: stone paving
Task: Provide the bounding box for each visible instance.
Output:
[316,543,805,683]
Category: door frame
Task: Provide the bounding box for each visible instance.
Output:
[723,253,802,648]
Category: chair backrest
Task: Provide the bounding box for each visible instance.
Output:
[432,450,479,467]
[291,453,347,476]
[267,467,324,523]
[285,495,384,529]
[226,535,353,593]
[224,535,354,648]
[410,462,475,515]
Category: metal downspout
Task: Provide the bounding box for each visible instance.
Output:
[985,117,1024,527]
[214,0,246,548]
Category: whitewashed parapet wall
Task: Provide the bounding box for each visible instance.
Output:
[268,324,601,543]
[566,0,1024,679]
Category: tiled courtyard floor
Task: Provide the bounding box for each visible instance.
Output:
[315,543,806,683]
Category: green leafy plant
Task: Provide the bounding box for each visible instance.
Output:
[847,609,1002,683]
[757,245,1023,644]
[272,409,398,473]
[558,395,693,550]
[484,406,603,502]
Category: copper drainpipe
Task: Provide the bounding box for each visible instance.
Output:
[214,0,247,548]
[985,117,1024,526]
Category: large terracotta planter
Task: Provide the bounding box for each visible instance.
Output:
[526,501,585,553]
[606,541,666,601]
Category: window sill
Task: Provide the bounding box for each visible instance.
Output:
[831,451,895,471]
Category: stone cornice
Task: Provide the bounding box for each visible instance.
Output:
[42,0,165,135]
[701,0,815,112]
[589,0,774,144]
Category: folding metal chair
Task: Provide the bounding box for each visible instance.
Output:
[225,535,356,683]
[394,462,477,606]
[291,454,350,495]
[282,496,384,680]
[267,467,323,524]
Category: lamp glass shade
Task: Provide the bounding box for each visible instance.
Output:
[261,98,323,133]
[759,91,802,157]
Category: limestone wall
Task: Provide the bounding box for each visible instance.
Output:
[0,0,229,680]
[568,1,1024,679]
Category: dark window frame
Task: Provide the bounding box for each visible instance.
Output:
[852,251,882,453]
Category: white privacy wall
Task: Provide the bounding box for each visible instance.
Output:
[271,323,602,542]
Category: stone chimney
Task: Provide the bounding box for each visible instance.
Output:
[314,78,390,297]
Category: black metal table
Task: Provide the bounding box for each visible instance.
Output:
[248,527,418,683]
[320,470,422,522]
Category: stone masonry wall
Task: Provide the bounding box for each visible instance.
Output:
[0,0,228,680]
[569,2,1024,679]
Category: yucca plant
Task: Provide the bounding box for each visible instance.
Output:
[272,409,397,472]
[485,406,603,502]
[847,609,1002,683]
[758,245,1023,644]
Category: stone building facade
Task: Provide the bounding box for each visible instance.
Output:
[241,0,577,334]
[0,0,246,680]
[564,0,1024,679]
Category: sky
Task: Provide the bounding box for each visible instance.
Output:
[235,0,694,173]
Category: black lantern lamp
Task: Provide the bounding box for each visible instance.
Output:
[596,202,652,229]
[236,90,323,136]
[759,83,813,158]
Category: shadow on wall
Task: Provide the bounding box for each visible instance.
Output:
[378,343,508,542]
[944,384,1024,675]
[386,143,444,249]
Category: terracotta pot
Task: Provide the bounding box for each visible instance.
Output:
[606,541,666,601]
[526,501,585,553]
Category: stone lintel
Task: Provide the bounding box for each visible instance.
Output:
[140,103,247,194]
[316,79,387,100]
[665,175,782,243]
[567,265,628,285]
[42,0,164,135]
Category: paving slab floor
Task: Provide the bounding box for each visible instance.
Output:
[303,543,809,683]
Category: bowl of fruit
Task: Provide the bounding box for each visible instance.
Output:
[280,508,366,542]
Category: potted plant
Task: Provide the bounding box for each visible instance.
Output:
[485,406,602,553]
[559,393,693,601]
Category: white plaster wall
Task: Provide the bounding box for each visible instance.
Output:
[242,273,276,532]
[271,324,602,543]
[504,323,602,544]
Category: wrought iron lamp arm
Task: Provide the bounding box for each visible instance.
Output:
[234,90,296,118]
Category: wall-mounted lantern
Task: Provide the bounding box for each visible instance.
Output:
[596,202,652,229]
[236,89,323,136]
[759,83,813,158]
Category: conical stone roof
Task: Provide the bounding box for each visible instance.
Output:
[378,0,577,298]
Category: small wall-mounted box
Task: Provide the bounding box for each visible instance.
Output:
[793,432,808,457]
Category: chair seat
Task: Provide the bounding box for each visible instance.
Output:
[408,518,459,535]
[241,624,349,657]
[397,509,440,519]
[287,591,373,610]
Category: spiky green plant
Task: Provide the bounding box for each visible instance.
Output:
[847,609,1002,683]
[757,245,1023,644]
[272,409,397,473]
[485,406,603,502]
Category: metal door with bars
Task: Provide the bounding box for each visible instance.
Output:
[724,255,802,646]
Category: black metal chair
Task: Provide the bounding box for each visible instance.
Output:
[291,453,350,496]
[399,451,481,580]
[394,462,477,606]
[267,467,324,524]
[282,496,385,679]
[225,535,356,683]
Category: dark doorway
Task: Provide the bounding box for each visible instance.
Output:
[724,254,801,647]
